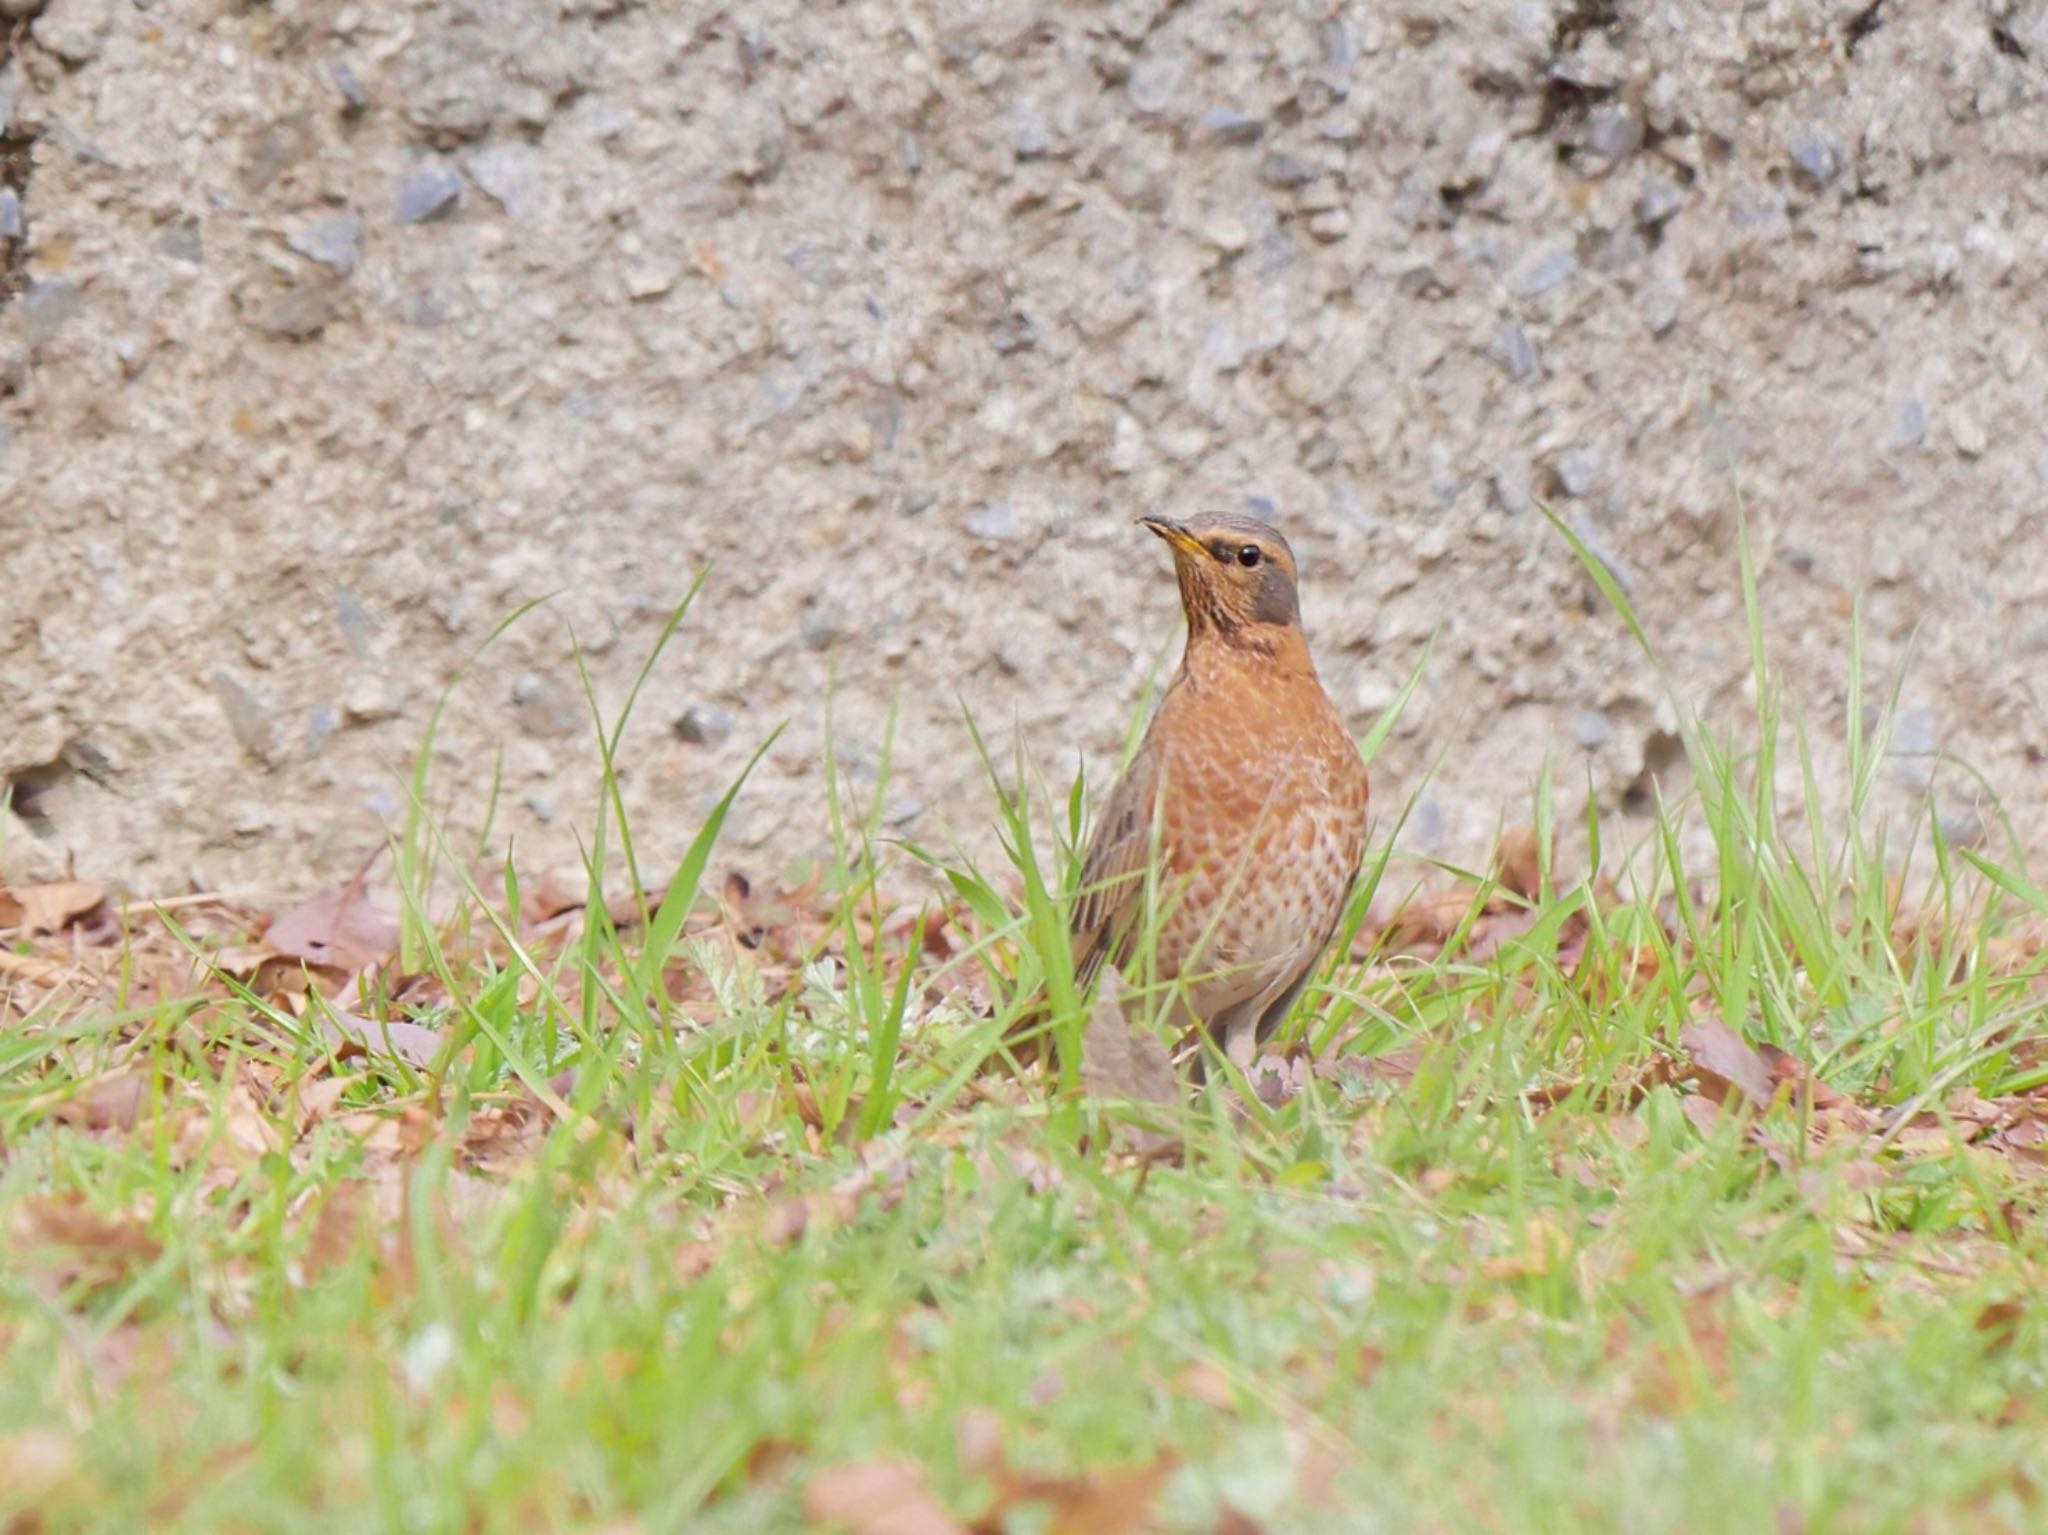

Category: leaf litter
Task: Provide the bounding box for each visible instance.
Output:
[9,829,2048,1528]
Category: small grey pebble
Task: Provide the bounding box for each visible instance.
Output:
[1893,397,1928,449]
[1307,208,1350,243]
[1489,320,1537,380]
[884,796,924,829]
[208,671,276,762]
[1491,463,1534,515]
[1257,152,1316,188]
[901,489,937,516]
[1636,178,1683,226]
[1201,106,1265,144]
[22,279,81,346]
[1643,280,1682,335]
[1554,446,1605,497]
[1411,798,1446,855]
[399,289,447,327]
[255,282,341,339]
[511,674,577,737]
[1569,515,1633,593]
[1581,105,1642,170]
[0,189,21,241]
[965,502,1021,542]
[396,162,462,224]
[800,609,843,650]
[159,222,203,264]
[1780,547,1817,577]
[1507,240,1576,297]
[464,143,547,220]
[1890,703,1937,758]
[1788,130,1841,187]
[287,212,363,276]
[331,61,368,115]
[1573,709,1613,749]
[988,311,1036,354]
[1939,809,1987,851]
[524,794,557,825]
[31,7,101,66]
[675,704,735,748]
[1011,112,1051,160]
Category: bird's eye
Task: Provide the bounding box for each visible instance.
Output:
[1236,545,1263,568]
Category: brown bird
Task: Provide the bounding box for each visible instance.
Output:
[1071,513,1371,1076]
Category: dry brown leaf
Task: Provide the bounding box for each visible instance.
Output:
[762,1197,811,1249]
[264,871,400,973]
[301,1181,367,1284]
[321,1010,445,1069]
[1977,1298,2027,1354]
[294,1073,354,1131]
[1492,826,1545,903]
[1042,1459,1177,1535]
[1378,888,1476,952]
[51,1071,149,1132]
[1681,1094,1722,1138]
[15,1195,162,1295]
[1680,1016,1774,1109]
[0,880,106,936]
[1080,975,1178,1112]
[803,1459,965,1535]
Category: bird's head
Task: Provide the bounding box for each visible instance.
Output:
[1139,513,1301,638]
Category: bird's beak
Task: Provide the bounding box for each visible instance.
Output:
[1139,516,1205,559]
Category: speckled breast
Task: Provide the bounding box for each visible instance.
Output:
[1151,674,1369,1002]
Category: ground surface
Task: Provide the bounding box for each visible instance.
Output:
[5,644,2048,1533]
[6,0,2048,894]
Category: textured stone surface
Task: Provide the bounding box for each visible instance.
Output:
[3,0,2046,892]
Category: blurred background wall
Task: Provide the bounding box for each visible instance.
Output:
[4,0,2046,893]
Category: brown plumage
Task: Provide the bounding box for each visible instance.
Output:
[1072,513,1370,1074]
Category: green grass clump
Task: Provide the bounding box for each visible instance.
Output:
[5,532,2048,1535]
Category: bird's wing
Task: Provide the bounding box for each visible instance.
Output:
[1069,732,1164,995]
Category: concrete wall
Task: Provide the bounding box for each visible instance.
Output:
[5,0,2046,893]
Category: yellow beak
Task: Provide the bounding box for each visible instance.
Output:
[1138,516,1206,558]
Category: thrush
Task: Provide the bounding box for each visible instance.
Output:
[1071,513,1370,1075]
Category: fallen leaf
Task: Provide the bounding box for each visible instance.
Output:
[762,1197,810,1248]
[1043,1459,1177,1535]
[15,1195,162,1295]
[1977,1298,2027,1354]
[1681,1094,1722,1138]
[264,865,400,973]
[51,1071,149,1132]
[321,1010,445,1069]
[300,1181,367,1283]
[1492,826,1545,903]
[1680,1016,1774,1109]
[803,1459,964,1535]
[0,880,106,935]
[1081,974,1178,1110]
